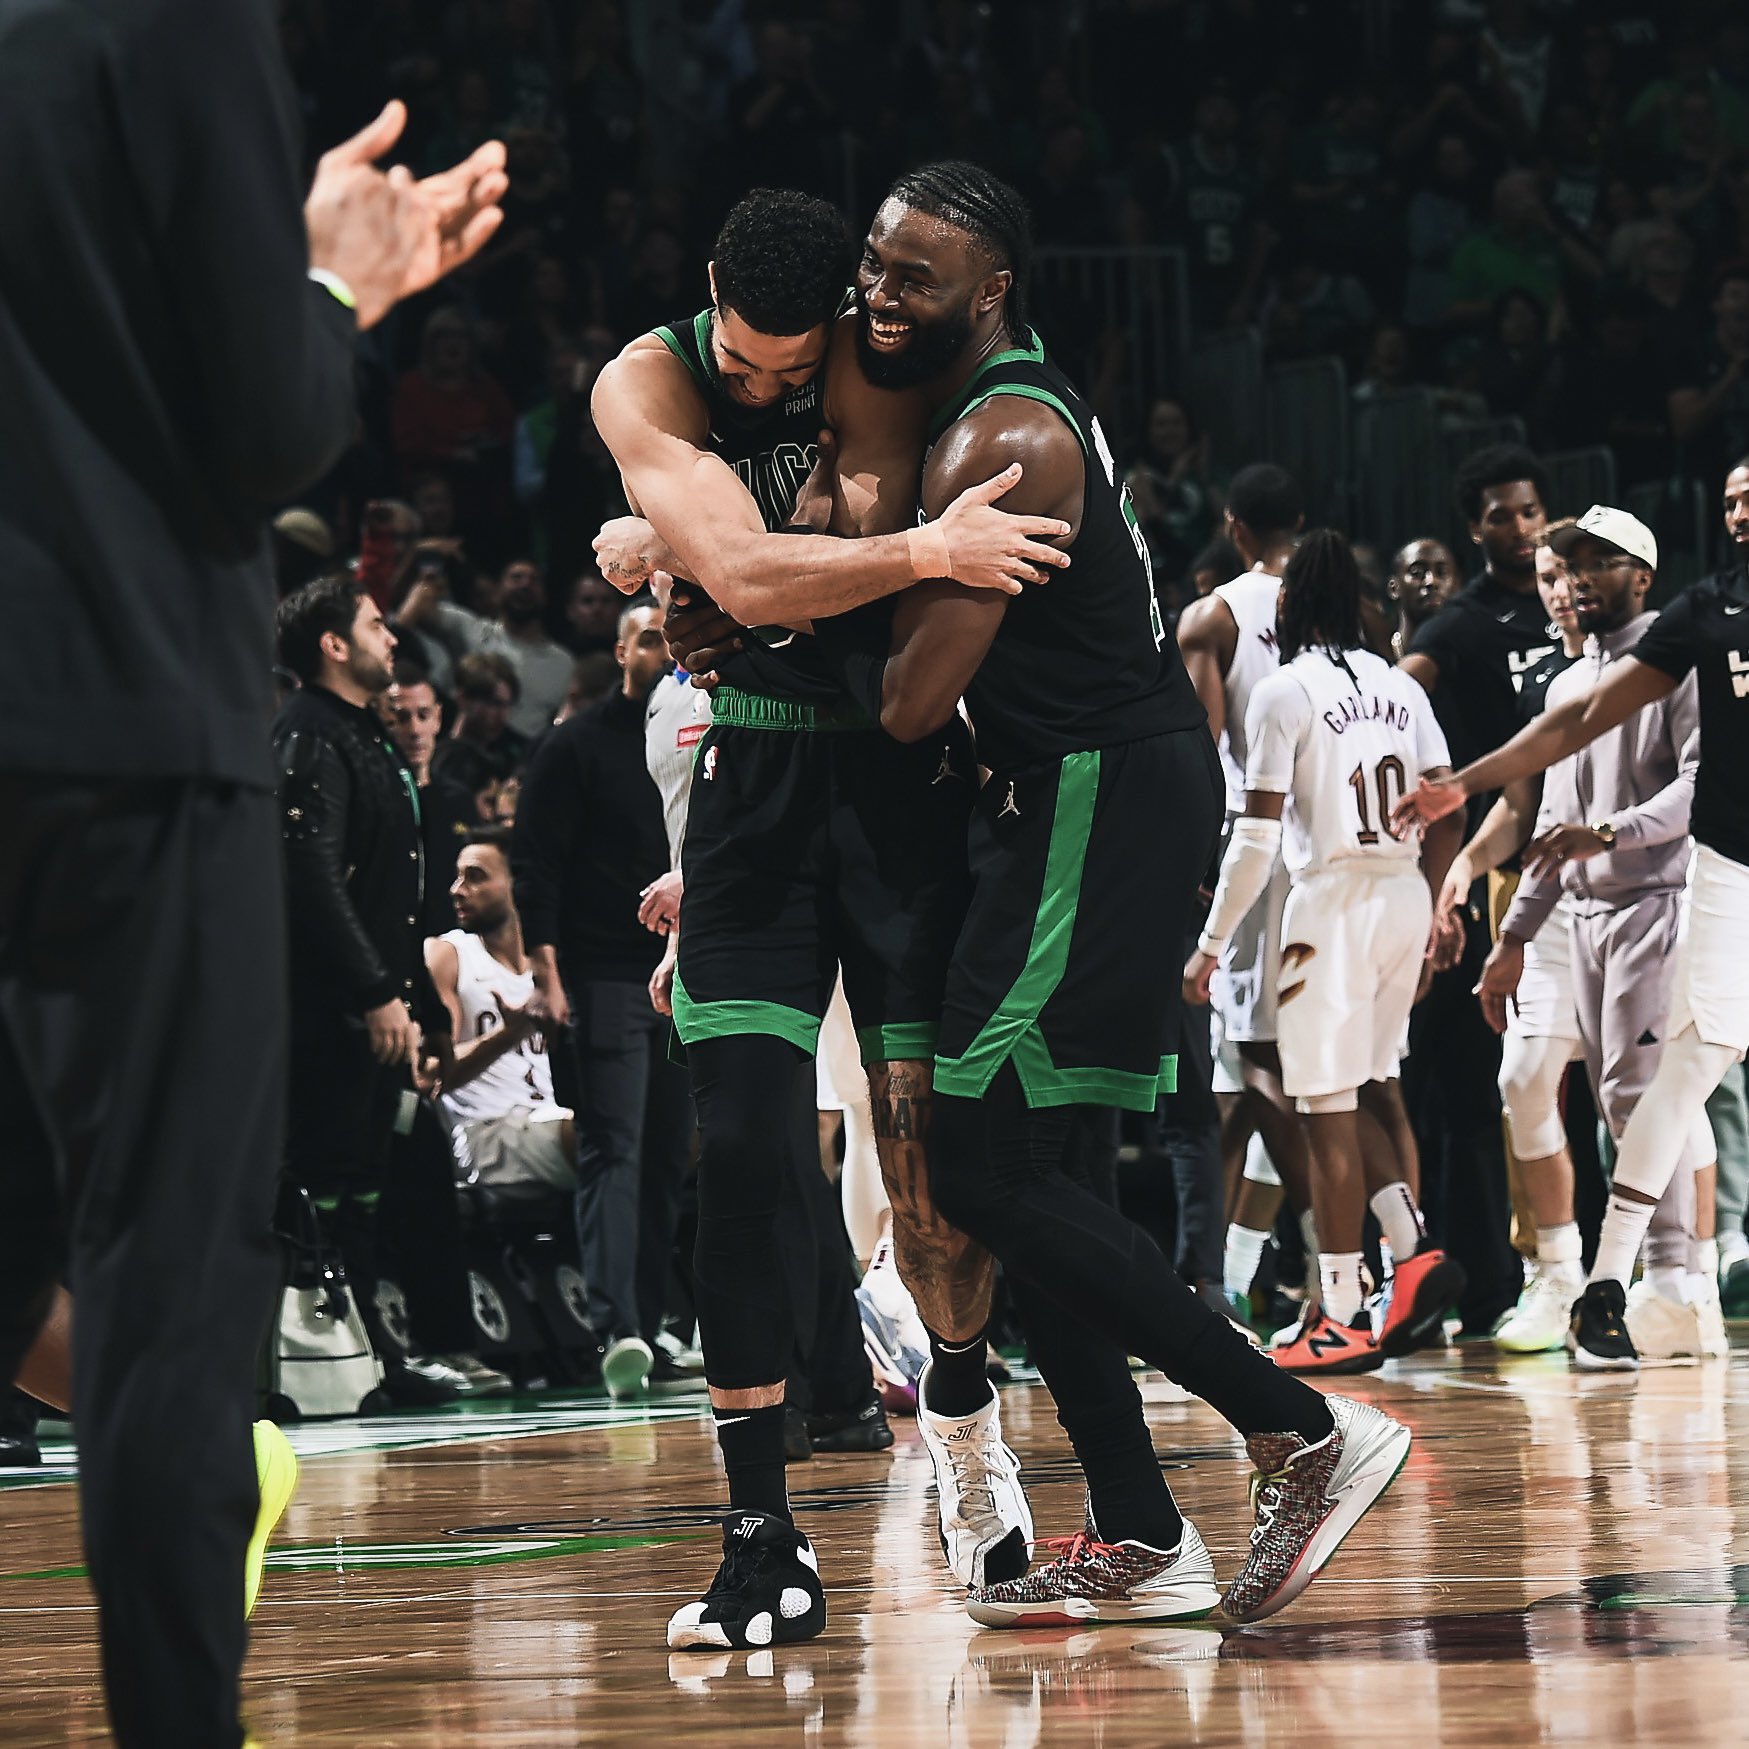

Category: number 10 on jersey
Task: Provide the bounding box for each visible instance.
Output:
[1348,756,1407,845]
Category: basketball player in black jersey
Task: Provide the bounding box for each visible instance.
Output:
[589,191,1073,1650]
[660,164,1416,1629]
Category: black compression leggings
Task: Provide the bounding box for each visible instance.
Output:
[689,1032,810,1393]
[932,1065,1330,1442]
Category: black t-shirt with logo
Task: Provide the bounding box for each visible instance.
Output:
[1408,570,1562,769]
[1629,567,1749,866]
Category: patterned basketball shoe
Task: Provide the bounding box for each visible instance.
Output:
[1268,1308,1383,1376]
[1373,1246,1466,1358]
[1222,1395,1412,1623]
[966,1503,1220,1628]
[917,1365,1033,1587]
[667,1511,827,1651]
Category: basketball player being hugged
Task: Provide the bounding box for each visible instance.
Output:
[1186,532,1467,1373]
[588,189,1070,1648]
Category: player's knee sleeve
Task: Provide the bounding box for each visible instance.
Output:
[1498,1030,1569,1160]
[1240,1132,1280,1187]
[1613,1027,1743,1204]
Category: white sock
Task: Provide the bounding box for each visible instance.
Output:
[1695,1237,1720,1279]
[1536,1221,1583,1270]
[1720,1230,1749,1272]
[1369,1183,1424,1261]
[1318,1252,1365,1324]
[1589,1194,1658,1290]
[1378,1237,1395,1281]
[1223,1224,1270,1299]
[1647,1264,1689,1305]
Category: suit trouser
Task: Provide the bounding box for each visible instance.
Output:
[1569,892,1702,1270]
[0,776,283,1749]
[568,977,693,1341]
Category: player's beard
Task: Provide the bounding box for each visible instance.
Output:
[856,294,977,390]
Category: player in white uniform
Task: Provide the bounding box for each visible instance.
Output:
[1175,464,1314,1320]
[1435,530,1587,1351]
[1186,530,1467,1374]
[426,830,574,1195]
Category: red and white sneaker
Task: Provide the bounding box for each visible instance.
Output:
[966,1505,1219,1628]
[1373,1246,1466,1358]
[1222,1395,1412,1623]
[1268,1308,1382,1376]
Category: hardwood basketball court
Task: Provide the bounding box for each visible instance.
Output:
[6,1346,1749,1744]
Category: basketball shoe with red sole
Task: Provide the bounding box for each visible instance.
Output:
[1269,1308,1382,1376]
[1374,1247,1466,1359]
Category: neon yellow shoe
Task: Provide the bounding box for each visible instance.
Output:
[246,1420,298,1618]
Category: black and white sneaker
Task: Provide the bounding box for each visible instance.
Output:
[667,1511,827,1650]
[1568,1279,1639,1372]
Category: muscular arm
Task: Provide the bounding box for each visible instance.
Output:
[423,938,532,1092]
[869,398,1084,743]
[1397,649,1439,695]
[590,339,1066,622]
[1175,593,1239,747]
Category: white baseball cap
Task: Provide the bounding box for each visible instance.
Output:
[1549,504,1657,571]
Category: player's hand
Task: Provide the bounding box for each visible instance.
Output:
[1182,948,1218,1007]
[936,465,1074,592]
[529,971,571,1032]
[638,870,684,935]
[594,516,663,594]
[1522,822,1610,877]
[788,429,839,534]
[1428,906,1465,972]
[666,594,744,675]
[492,988,543,1042]
[1473,937,1525,1036]
[305,104,507,332]
[649,935,679,1017]
[1436,849,1473,926]
[1391,775,1466,837]
[364,998,420,1066]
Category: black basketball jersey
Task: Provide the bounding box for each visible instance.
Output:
[1630,569,1749,865]
[921,329,1205,771]
[652,308,844,703]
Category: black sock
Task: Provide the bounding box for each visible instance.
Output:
[1085,1440,1185,1552]
[923,1327,993,1417]
[715,1405,791,1520]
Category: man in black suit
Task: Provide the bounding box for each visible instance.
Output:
[0,4,505,1743]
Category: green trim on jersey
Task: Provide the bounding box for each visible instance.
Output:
[652,313,713,396]
[927,330,1047,442]
[855,1021,940,1066]
[933,748,1177,1109]
[954,383,1088,454]
[672,970,822,1054]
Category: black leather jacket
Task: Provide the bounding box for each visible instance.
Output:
[272,684,428,1019]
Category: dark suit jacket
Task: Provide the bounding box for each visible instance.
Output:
[0,0,356,784]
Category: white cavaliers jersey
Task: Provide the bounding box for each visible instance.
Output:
[1243,646,1450,878]
[1212,571,1282,807]
[437,929,555,1126]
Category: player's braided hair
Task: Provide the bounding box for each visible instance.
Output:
[1278,528,1365,664]
[887,161,1033,338]
[712,189,855,337]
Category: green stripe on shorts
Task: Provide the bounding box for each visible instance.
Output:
[672,970,821,1055]
[854,1022,940,1066]
[1010,1033,1177,1113]
[934,748,1101,1103]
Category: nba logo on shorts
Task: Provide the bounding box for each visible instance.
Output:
[702,746,719,780]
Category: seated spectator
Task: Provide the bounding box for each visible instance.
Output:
[426,830,577,1205]
[1472,288,1552,419]
[437,651,532,783]
[1124,396,1224,581]
[1646,78,1737,262]
[439,741,523,827]
[1352,322,1419,405]
[514,346,580,511]
[1153,81,1265,330]
[1289,87,1394,286]
[563,567,622,655]
[1261,249,1376,363]
[1667,263,1749,489]
[411,473,459,542]
[494,559,574,738]
[1445,169,1597,331]
[555,651,620,726]
[391,307,516,535]
[1403,132,1484,330]
[386,539,473,693]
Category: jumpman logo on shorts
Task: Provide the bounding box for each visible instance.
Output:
[997,782,1020,819]
[932,749,961,785]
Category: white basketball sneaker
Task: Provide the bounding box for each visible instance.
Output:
[917,1363,1033,1588]
[1494,1264,1582,1354]
[1623,1279,1701,1365]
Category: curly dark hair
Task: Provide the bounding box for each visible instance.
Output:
[711,189,855,337]
[1226,464,1304,540]
[1278,528,1365,664]
[276,573,364,684]
[1453,442,1550,524]
[886,161,1034,338]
